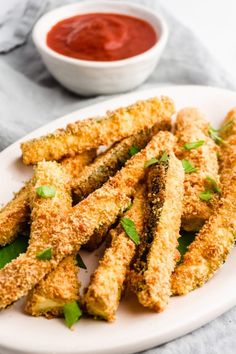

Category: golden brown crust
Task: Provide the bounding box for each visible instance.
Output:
[175,108,219,231]
[171,112,236,295]
[60,150,96,181]
[73,129,160,202]
[25,256,80,317]
[0,152,95,247]
[0,184,30,246]
[129,152,184,311]
[0,131,175,309]
[83,184,145,321]
[220,108,236,140]
[78,129,164,250]
[21,96,174,164]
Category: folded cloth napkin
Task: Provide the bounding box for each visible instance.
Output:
[0,1,235,354]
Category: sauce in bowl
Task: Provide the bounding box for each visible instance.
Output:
[47,13,157,61]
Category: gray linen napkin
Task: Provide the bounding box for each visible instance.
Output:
[0,1,235,354]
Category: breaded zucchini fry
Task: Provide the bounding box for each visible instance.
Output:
[83,184,145,321]
[0,184,30,246]
[25,152,98,318]
[25,256,80,317]
[171,114,236,295]
[175,108,219,231]
[0,131,175,309]
[73,129,159,202]
[129,152,184,311]
[76,129,160,250]
[60,150,96,180]
[0,151,95,247]
[21,96,174,164]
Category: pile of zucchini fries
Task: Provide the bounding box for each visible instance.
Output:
[0,96,235,328]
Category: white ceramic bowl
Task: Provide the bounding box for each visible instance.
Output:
[32,1,168,96]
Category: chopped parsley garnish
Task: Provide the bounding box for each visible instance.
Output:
[208,120,234,145]
[208,126,224,145]
[36,248,52,260]
[183,140,205,150]
[199,190,213,201]
[199,176,221,202]
[205,176,221,193]
[181,159,198,174]
[120,217,140,245]
[76,254,87,269]
[144,157,159,168]
[144,151,169,168]
[129,146,140,156]
[159,151,169,163]
[36,185,56,198]
[0,236,28,269]
[63,301,82,329]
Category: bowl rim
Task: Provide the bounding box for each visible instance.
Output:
[32,0,169,68]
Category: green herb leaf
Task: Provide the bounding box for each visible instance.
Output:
[36,248,52,260]
[183,140,205,150]
[76,254,87,269]
[159,151,169,163]
[120,217,140,245]
[0,236,28,269]
[208,126,224,145]
[205,176,221,193]
[144,157,159,168]
[36,185,56,198]
[63,301,82,329]
[129,146,140,156]
[199,190,213,201]
[182,159,198,174]
[144,151,169,168]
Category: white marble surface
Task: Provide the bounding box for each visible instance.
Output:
[1,0,236,82]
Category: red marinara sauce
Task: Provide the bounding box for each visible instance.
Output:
[47,13,157,61]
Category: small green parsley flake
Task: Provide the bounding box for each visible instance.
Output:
[205,176,221,193]
[159,151,169,163]
[120,217,140,245]
[129,146,140,156]
[199,190,213,201]
[208,126,224,145]
[144,157,159,168]
[144,151,169,168]
[36,185,56,198]
[76,254,87,269]
[63,301,82,329]
[183,140,205,150]
[181,160,198,174]
[36,248,52,260]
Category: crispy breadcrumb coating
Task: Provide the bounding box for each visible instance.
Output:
[171,112,236,295]
[25,256,80,318]
[21,96,174,164]
[83,184,145,321]
[0,151,95,247]
[0,131,175,309]
[0,184,30,246]
[129,152,184,311]
[60,150,96,180]
[77,129,164,250]
[24,153,97,318]
[73,128,162,202]
[175,108,219,231]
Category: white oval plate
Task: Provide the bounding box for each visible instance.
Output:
[0,85,236,354]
